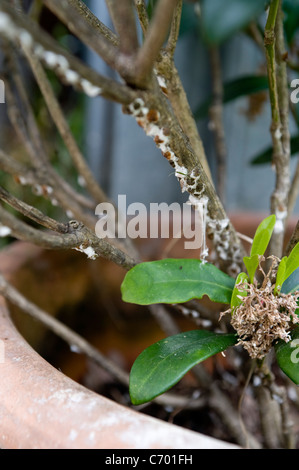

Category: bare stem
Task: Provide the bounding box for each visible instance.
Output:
[67,0,119,46]
[0,186,67,234]
[0,272,130,384]
[22,47,108,205]
[209,46,227,205]
[165,0,182,58]
[134,0,178,86]
[0,206,136,270]
[134,0,149,34]
[0,1,136,104]
[265,0,290,258]
[42,0,119,71]
[105,0,139,55]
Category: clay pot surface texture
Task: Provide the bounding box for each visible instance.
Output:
[0,241,240,449]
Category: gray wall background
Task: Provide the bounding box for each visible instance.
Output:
[84,1,299,215]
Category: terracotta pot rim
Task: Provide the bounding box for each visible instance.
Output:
[0,241,239,449]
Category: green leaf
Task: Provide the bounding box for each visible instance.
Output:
[275,327,299,385]
[129,330,238,404]
[194,75,268,121]
[250,214,276,257]
[121,259,235,306]
[281,267,299,317]
[250,134,299,165]
[231,272,248,309]
[200,0,268,45]
[243,254,259,284]
[284,242,299,283]
[281,267,299,294]
[242,216,276,282]
[274,256,287,295]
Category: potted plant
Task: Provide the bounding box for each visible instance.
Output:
[0,0,298,449]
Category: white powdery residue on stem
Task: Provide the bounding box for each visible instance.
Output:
[128,99,190,190]
[77,175,86,188]
[128,97,213,262]
[66,210,74,219]
[274,209,287,234]
[19,29,33,49]
[64,69,79,85]
[43,50,60,68]
[74,244,97,260]
[80,79,102,98]
[128,97,242,273]
[0,12,102,98]
[206,216,230,261]
[274,127,282,140]
[0,225,11,237]
[187,194,209,261]
[157,75,167,90]
[17,175,29,186]
[0,12,14,39]
[205,214,242,276]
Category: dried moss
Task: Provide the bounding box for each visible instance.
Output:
[221,258,299,359]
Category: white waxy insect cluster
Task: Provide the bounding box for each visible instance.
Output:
[74,244,98,260]
[127,97,242,273]
[0,11,102,98]
[274,208,287,234]
[127,98,211,262]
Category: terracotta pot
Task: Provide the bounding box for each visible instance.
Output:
[0,241,240,449]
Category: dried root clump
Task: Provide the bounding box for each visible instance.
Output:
[221,274,299,359]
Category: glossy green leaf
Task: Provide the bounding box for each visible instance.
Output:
[284,242,299,283]
[242,216,276,282]
[121,259,235,306]
[250,214,276,257]
[274,256,287,295]
[250,134,299,165]
[129,330,238,404]
[231,272,248,309]
[194,75,268,120]
[275,327,299,385]
[200,0,267,44]
[243,254,259,284]
[281,267,299,294]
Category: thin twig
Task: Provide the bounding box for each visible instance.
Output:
[165,0,182,58]
[209,383,261,448]
[4,71,96,228]
[42,0,119,72]
[0,1,136,104]
[134,0,178,86]
[255,383,282,448]
[265,0,290,258]
[0,272,205,409]
[269,383,296,448]
[0,206,137,270]
[134,0,149,34]
[67,0,119,47]
[105,0,139,55]
[22,47,108,205]
[0,186,67,233]
[209,46,227,205]
[0,271,129,385]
